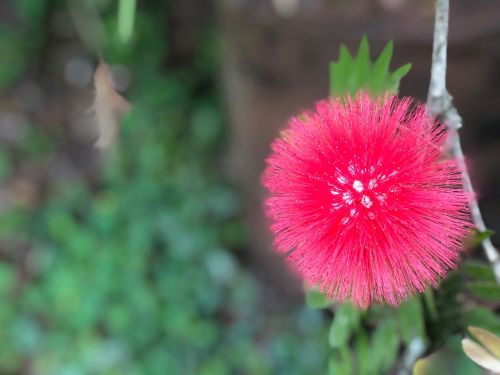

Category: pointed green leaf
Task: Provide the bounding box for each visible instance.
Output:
[354,330,371,375]
[330,62,343,97]
[464,260,496,282]
[466,307,500,337]
[339,44,353,62]
[467,229,495,248]
[369,318,400,372]
[468,281,500,301]
[328,303,361,349]
[371,40,393,93]
[352,35,371,92]
[305,288,332,309]
[423,289,439,321]
[388,62,412,92]
[373,40,393,76]
[329,36,412,98]
[397,296,426,344]
[390,62,412,81]
[330,44,353,96]
[329,346,354,375]
[357,35,370,57]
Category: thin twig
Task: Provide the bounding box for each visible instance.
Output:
[427,0,500,283]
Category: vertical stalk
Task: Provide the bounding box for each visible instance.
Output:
[427,0,500,283]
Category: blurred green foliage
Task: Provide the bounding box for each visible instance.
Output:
[0,0,46,86]
[0,1,329,374]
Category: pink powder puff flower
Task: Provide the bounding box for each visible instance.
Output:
[262,94,471,307]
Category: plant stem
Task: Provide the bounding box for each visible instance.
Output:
[427,0,500,283]
[118,0,137,43]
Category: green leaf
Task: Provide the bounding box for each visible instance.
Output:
[351,35,370,91]
[467,229,495,248]
[329,37,411,98]
[464,260,496,282]
[328,303,361,349]
[468,282,500,301]
[390,63,412,81]
[397,296,426,344]
[423,289,439,322]
[329,346,353,375]
[387,63,412,92]
[305,288,332,309]
[466,307,500,337]
[370,40,393,93]
[354,330,371,375]
[369,318,400,372]
[425,271,464,349]
[330,44,353,96]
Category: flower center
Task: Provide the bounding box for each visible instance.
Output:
[329,168,396,224]
[353,180,364,192]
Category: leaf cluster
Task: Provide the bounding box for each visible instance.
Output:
[329,35,411,98]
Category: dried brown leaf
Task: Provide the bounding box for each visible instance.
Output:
[92,62,131,150]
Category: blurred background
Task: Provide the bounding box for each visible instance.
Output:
[0,0,499,374]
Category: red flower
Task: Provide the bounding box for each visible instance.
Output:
[262,94,471,307]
